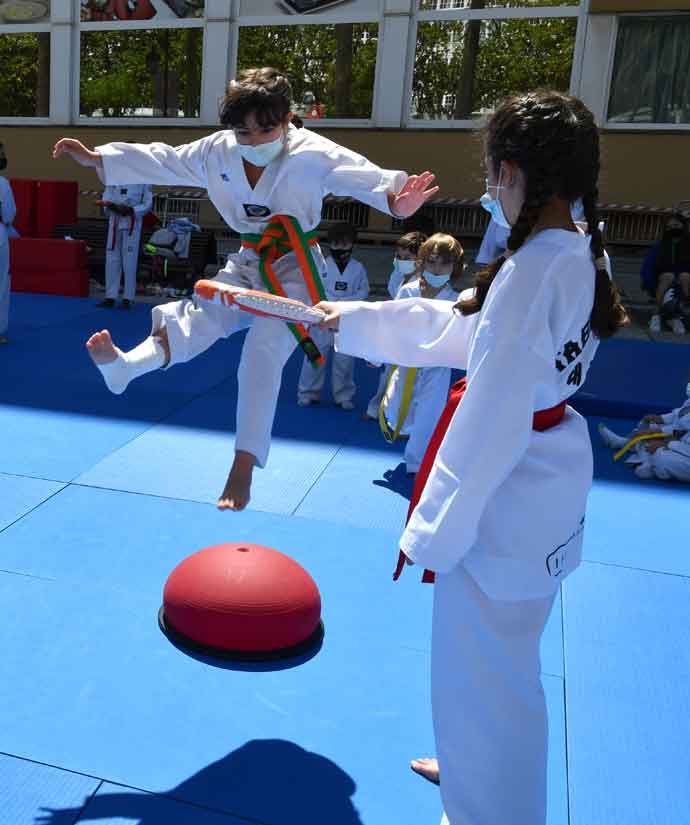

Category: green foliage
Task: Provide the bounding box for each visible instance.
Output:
[413,15,577,119]
[0,33,49,117]
[237,23,378,118]
[80,29,202,118]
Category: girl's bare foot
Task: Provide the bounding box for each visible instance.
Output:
[410,757,440,785]
[218,450,255,511]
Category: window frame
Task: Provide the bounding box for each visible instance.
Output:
[405,2,586,129]
[603,11,690,133]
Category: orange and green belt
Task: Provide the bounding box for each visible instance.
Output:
[241,215,326,367]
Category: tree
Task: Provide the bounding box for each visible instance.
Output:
[236,23,378,119]
[79,29,202,118]
[0,33,50,117]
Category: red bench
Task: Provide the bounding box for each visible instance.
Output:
[10,238,90,297]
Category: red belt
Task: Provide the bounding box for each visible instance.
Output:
[394,377,567,583]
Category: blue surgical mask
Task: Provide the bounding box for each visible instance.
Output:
[422,270,451,288]
[394,258,416,275]
[237,134,285,167]
[480,170,511,230]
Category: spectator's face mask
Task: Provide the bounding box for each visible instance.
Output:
[480,168,510,230]
[330,243,353,267]
[0,143,6,172]
[422,270,451,288]
[394,257,416,276]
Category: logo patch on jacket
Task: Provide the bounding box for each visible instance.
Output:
[120,188,128,195]
[243,204,272,219]
[334,281,347,291]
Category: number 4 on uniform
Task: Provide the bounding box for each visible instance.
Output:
[567,362,582,387]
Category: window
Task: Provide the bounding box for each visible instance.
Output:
[237,23,379,119]
[411,16,577,120]
[608,15,690,126]
[79,0,203,22]
[80,28,202,118]
[0,33,50,116]
[419,0,578,9]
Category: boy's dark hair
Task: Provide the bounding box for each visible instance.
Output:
[458,90,628,340]
[219,67,293,129]
[396,231,427,257]
[327,223,357,246]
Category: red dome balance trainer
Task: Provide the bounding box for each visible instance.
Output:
[159,543,323,660]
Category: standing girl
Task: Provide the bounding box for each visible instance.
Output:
[317,91,627,824]
[52,67,436,511]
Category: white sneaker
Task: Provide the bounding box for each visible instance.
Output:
[339,400,355,411]
[648,314,661,333]
[670,317,686,336]
[598,423,627,449]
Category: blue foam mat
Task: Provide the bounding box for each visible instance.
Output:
[562,563,690,825]
[0,473,65,531]
[75,783,247,825]
[0,753,99,825]
[573,337,690,419]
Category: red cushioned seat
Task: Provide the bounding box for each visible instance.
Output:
[36,180,79,238]
[10,238,89,271]
[8,179,38,237]
[160,543,323,660]
[11,268,90,298]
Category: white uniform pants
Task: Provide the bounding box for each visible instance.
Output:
[0,242,9,335]
[150,252,318,468]
[638,442,690,481]
[105,221,143,301]
[366,367,388,418]
[297,326,356,405]
[404,367,450,473]
[432,564,556,825]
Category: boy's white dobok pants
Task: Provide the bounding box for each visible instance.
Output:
[150,251,320,468]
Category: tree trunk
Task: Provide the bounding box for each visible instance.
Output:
[184,29,199,118]
[334,23,354,118]
[454,0,485,119]
[36,32,50,117]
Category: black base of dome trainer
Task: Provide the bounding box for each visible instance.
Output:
[158,607,325,662]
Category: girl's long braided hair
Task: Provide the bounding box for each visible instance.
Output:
[458,91,628,339]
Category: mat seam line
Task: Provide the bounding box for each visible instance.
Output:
[0,483,69,539]
[0,750,273,825]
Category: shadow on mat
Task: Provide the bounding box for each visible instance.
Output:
[372,462,414,501]
[36,739,363,825]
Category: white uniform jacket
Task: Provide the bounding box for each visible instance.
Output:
[322,256,369,302]
[97,125,406,269]
[0,177,17,248]
[102,184,153,231]
[337,229,600,600]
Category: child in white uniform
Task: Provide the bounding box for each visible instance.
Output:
[0,149,16,344]
[99,183,153,309]
[317,91,628,825]
[599,383,690,480]
[380,234,464,473]
[53,67,437,511]
[364,231,428,420]
[297,223,368,409]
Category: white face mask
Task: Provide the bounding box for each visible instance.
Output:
[686,382,690,398]
[480,169,511,230]
[394,258,416,275]
[237,134,285,167]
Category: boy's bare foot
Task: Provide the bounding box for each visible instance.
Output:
[410,757,440,786]
[86,329,119,365]
[218,450,255,511]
